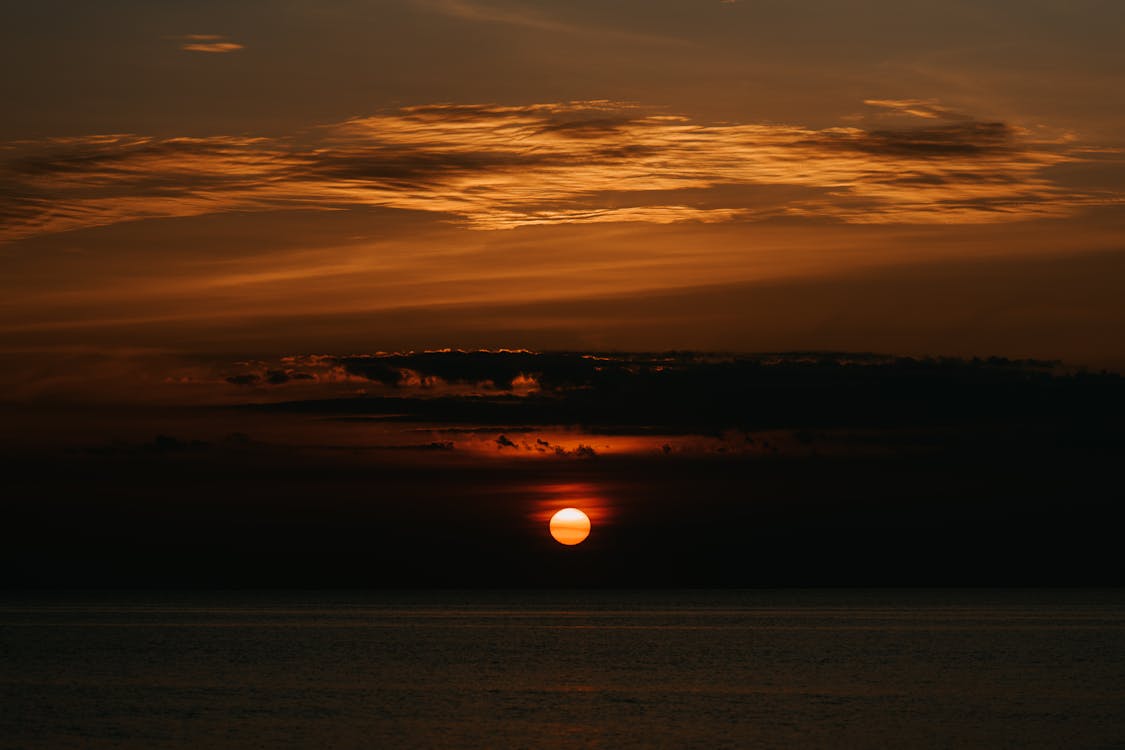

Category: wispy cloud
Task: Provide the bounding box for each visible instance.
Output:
[2,100,1118,242]
[416,0,584,33]
[178,34,243,53]
[413,0,684,44]
[863,99,968,121]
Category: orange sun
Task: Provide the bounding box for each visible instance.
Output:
[549,507,591,545]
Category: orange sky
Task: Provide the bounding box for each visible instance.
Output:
[2,0,1124,397]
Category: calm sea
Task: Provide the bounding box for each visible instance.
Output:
[2,590,1124,749]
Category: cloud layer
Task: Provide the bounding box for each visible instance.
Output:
[2,100,1118,241]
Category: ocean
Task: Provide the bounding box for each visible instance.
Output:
[2,590,1123,748]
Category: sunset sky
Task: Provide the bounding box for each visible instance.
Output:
[3,1,1124,587]
[4,0,1124,380]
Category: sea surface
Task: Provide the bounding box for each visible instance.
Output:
[2,590,1124,749]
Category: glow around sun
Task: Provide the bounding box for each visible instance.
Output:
[549,507,591,546]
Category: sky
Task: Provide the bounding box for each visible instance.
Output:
[3,0,1124,378]
[2,1,1124,587]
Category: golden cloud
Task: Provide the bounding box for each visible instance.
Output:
[178,34,243,53]
[1,100,1118,242]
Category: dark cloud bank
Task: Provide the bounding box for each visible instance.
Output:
[246,350,1115,433]
[3,352,1123,588]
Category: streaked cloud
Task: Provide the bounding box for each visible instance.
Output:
[863,99,969,121]
[415,0,585,34]
[2,100,1118,242]
[178,34,243,53]
[413,0,683,43]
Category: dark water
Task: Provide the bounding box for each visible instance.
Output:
[2,590,1124,749]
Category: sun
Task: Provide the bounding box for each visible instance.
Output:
[549,507,591,546]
